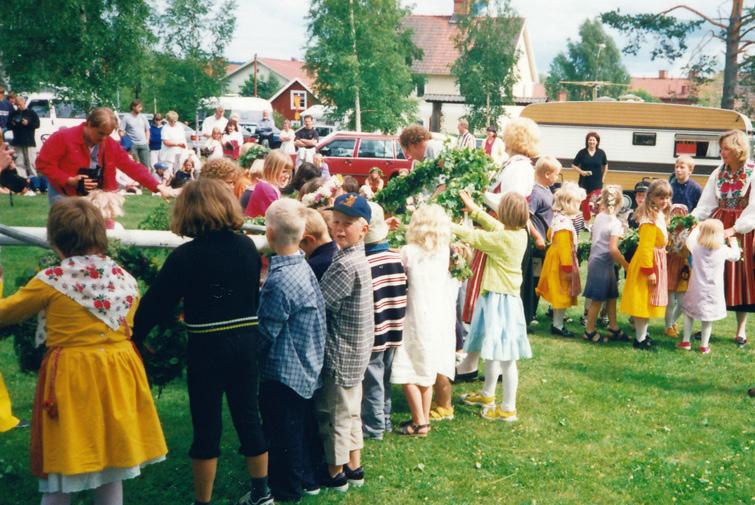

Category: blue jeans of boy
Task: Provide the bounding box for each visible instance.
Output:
[361,348,396,439]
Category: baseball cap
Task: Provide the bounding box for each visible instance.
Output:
[330,192,372,222]
[364,202,388,244]
[634,180,650,193]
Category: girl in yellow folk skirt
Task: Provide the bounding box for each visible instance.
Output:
[0,198,167,505]
[536,182,586,337]
[0,371,21,432]
[620,179,672,350]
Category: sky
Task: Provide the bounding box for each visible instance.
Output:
[226,0,730,78]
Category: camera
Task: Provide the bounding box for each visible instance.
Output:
[77,166,103,196]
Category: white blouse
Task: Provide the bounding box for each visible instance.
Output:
[691,162,755,235]
[483,154,534,211]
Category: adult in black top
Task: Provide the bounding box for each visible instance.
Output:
[572,131,608,220]
[294,115,319,147]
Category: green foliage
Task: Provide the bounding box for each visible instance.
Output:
[545,19,630,101]
[138,202,172,232]
[304,0,421,132]
[238,144,270,168]
[0,0,153,105]
[240,73,282,100]
[669,214,697,233]
[451,0,521,131]
[625,88,661,103]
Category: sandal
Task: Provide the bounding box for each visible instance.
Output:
[607,327,629,342]
[591,331,609,344]
[394,422,429,437]
[582,330,598,341]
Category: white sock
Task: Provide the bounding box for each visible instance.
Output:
[553,309,565,330]
[665,293,679,328]
[481,360,501,398]
[700,321,713,348]
[683,315,694,343]
[457,351,480,375]
[634,318,649,342]
[41,493,71,505]
[500,360,518,412]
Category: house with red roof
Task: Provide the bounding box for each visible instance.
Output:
[403,0,545,132]
[630,70,697,104]
[225,57,319,124]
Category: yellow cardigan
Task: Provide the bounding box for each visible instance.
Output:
[451,207,528,296]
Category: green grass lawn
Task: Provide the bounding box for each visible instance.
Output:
[0,196,753,504]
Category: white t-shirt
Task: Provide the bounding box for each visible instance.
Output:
[588,212,624,262]
[159,123,186,167]
[201,115,228,138]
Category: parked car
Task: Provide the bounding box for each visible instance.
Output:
[314,131,412,181]
[26,93,89,146]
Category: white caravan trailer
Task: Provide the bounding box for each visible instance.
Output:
[520,101,753,190]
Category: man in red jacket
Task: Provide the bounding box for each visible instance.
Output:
[35,107,175,202]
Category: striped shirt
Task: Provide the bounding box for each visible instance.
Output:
[365,242,407,351]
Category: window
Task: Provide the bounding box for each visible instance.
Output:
[290,90,307,111]
[358,139,393,159]
[632,132,656,146]
[673,134,720,159]
[394,140,406,159]
[322,138,356,157]
[28,99,51,118]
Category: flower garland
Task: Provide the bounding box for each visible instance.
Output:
[238,144,271,169]
[301,174,344,208]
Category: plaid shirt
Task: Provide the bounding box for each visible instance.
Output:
[320,242,374,387]
[258,253,326,399]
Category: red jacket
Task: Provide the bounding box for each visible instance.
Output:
[36,122,159,196]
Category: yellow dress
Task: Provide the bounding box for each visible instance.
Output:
[0,371,20,432]
[0,278,167,485]
[536,228,578,309]
[620,223,667,318]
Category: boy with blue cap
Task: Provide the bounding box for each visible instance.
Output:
[315,193,375,492]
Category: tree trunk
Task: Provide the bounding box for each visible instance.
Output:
[349,0,362,132]
[720,0,742,109]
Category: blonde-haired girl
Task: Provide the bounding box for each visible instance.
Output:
[86,190,125,231]
[581,185,629,342]
[452,191,531,422]
[244,149,293,217]
[536,182,585,337]
[620,179,672,349]
[678,219,741,353]
[392,204,456,436]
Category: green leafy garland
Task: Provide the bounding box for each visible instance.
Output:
[238,144,270,169]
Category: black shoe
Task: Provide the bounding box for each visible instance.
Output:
[14,419,30,429]
[633,338,653,350]
[344,465,364,487]
[735,335,748,347]
[693,331,702,341]
[454,371,479,383]
[303,485,321,496]
[236,491,273,505]
[320,470,348,492]
[599,316,610,328]
[550,325,575,338]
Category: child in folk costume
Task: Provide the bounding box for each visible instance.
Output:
[0,198,167,505]
[0,371,21,432]
[536,182,586,337]
[620,179,673,350]
[664,204,693,337]
[581,186,630,343]
[391,204,457,436]
[677,219,741,353]
[452,191,531,422]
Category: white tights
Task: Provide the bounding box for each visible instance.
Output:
[665,292,683,329]
[634,317,649,342]
[481,359,518,411]
[683,316,713,347]
[41,481,123,505]
[552,309,565,330]
[456,351,480,374]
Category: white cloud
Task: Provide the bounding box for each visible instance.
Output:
[227,0,730,77]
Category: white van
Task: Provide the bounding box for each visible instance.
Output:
[210,95,273,136]
[24,92,88,146]
[520,101,753,190]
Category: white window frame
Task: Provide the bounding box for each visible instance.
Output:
[290,90,307,111]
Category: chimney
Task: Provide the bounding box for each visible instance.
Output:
[659,70,668,79]
[557,91,567,102]
[453,0,471,16]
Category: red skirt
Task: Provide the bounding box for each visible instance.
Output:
[462,251,486,324]
[712,206,755,310]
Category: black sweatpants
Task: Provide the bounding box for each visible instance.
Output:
[186,330,267,459]
[260,380,322,502]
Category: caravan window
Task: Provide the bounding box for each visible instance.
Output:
[673,134,720,159]
[632,132,656,146]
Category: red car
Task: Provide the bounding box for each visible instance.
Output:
[314,131,411,181]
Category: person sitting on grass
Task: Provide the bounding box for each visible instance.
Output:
[0,198,168,505]
[133,179,272,505]
[315,193,374,491]
[258,198,327,502]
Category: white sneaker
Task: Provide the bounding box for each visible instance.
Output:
[24,191,36,197]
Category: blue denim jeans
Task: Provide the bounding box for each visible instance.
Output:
[361,348,396,438]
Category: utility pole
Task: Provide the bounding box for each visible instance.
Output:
[348,0,362,132]
[253,53,258,97]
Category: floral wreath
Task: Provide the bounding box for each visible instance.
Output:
[301,174,344,207]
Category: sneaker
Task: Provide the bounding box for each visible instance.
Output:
[633,338,653,350]
[550,325,575,338]
[665,326,678,338]
[699,346,711,354]
[13,419,30,429]
[344,465,364,487]
[735,335,748,347]
[23,190,36,197]
[676,341,691,351]
[454,370,479,383]
[236,491,274,505]
[429,405,455,421]
[481,406,518,422]
[320,471,348,492]
[460,391,495,408]
[303,485,321,496]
